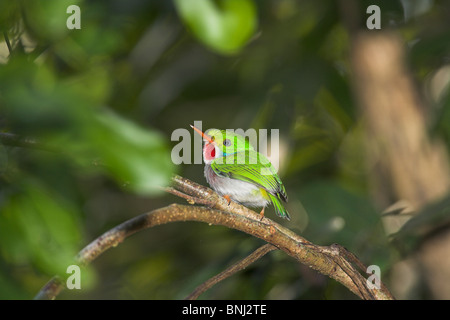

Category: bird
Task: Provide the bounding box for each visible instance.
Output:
[191,125,290,220]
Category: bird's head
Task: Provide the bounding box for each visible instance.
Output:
[191,125,253,164]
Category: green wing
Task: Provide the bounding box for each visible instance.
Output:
[267,192,290,220]
[211,150,288,202]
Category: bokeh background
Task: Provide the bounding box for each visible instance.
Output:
[1,0,450,299]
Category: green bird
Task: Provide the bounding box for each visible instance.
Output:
[191,125,290,220]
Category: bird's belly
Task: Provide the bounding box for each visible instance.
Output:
[204,165,269,207]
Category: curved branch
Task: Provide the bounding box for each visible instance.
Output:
[34,175,395,300]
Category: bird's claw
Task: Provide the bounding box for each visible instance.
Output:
[223,195,232,206]
[259,208,265,221]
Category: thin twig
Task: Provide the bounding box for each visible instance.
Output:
[185,244,277,300]
[163,186,215,207]
[3,31,13,54]
[33,276,64,300]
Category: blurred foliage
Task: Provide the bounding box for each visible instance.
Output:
[174,0,257,54]
[0,0,449,300]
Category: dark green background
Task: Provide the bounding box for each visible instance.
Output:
[0,0,449,299]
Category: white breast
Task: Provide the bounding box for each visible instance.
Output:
[204,165,269,208]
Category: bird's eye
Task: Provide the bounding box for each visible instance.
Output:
[223,139,231,147]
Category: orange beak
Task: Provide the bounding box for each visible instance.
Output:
[190,124,215,144]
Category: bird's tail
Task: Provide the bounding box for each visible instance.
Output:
[268,193,290,220]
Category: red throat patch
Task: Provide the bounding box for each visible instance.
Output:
[204,143,216,161]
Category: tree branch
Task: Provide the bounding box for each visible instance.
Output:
[34,175,395,300]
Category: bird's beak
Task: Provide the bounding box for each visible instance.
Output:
[190,125,215,144]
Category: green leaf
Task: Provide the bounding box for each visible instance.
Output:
[22,0,81,41]
[85,110,175,195]
[0,181,82,276]
[174,0,257,54]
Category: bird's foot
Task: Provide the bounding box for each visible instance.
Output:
[223,194,232,206]
[259,207,265,221]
